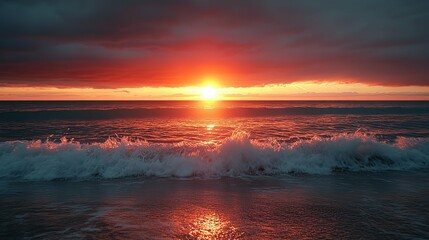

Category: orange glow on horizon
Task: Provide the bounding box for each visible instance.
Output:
[1,82,429,100]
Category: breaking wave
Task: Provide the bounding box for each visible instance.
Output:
[0,131,428,180]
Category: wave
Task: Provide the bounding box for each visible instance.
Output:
[0,131,428,180]
[1,107,429,120]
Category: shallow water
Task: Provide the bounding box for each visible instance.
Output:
[1,171,428,239]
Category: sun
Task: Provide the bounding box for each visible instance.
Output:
[200,86,218,100]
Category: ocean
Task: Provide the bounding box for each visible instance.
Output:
[0,101,428,239]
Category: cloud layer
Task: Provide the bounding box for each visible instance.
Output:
[1,0,429,88]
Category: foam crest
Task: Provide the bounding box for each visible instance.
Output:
[0,132,428,180]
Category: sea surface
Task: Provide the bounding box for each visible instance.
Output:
[0,101,428,239]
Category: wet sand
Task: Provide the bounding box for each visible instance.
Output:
[1,171,428,239]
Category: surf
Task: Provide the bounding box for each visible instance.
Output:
[0,131,428,180]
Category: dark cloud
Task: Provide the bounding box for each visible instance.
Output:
[0,0,428,88]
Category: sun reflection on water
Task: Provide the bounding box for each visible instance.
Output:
[206,124,215,131]
[188,212,243,240]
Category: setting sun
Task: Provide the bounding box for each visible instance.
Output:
[200,86,218,100]
[1,1,429,239]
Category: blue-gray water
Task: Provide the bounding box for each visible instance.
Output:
[0,101,428,239]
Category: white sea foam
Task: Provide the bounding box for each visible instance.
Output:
[0,131,428,180]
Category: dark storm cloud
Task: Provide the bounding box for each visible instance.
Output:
[0,0,428,87]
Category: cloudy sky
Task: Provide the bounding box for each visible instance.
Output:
[1,0,429,99]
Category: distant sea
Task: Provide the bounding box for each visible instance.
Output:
[1,101,428,239]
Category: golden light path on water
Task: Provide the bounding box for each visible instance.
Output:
[188,211,243,239]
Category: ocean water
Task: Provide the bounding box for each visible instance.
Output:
[0,101,428,239]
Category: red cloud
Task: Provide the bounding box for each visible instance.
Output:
[1,0,429,88]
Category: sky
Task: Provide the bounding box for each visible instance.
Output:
[1,0,429,100]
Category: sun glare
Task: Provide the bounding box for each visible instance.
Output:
[200,86,218,100]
